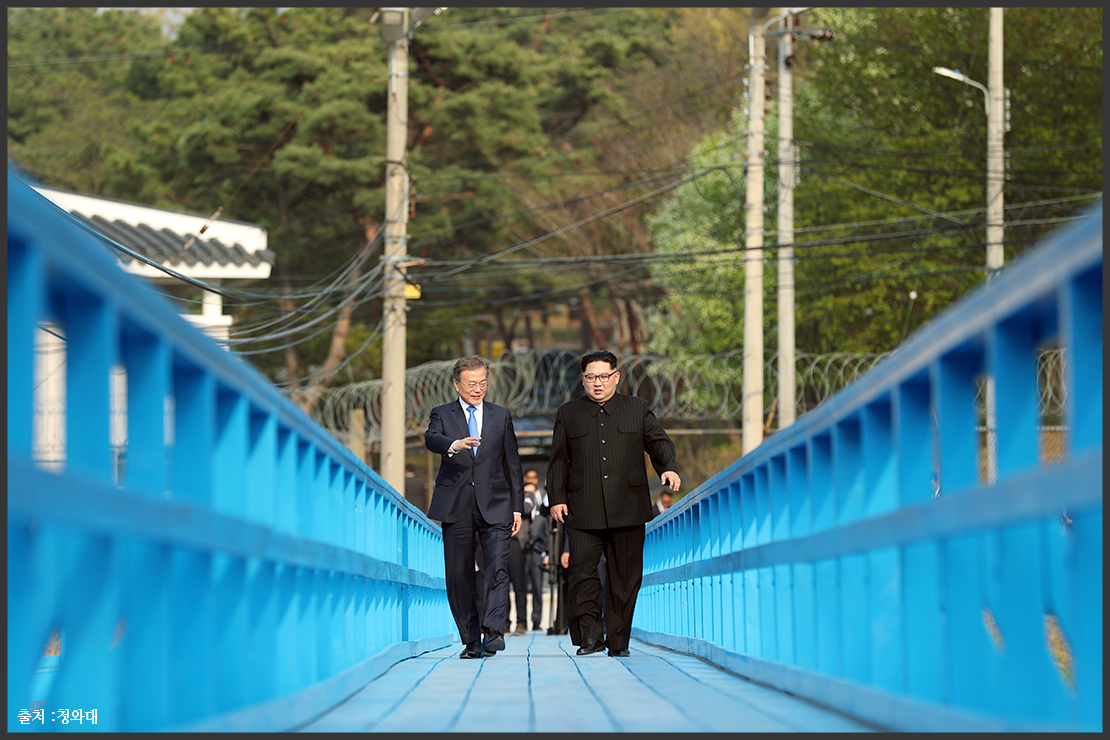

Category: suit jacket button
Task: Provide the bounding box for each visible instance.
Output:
[604,475,608,479]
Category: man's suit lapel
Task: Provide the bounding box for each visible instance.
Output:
[479,402,500,456]
[448,401,469,441]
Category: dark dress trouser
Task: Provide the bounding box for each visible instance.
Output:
[441,490,512,645]
[567,524,643,653]
[506,540,527,628]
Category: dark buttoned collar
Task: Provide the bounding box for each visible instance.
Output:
[582,395,616,416]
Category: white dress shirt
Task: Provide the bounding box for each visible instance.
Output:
[448,397,482,455]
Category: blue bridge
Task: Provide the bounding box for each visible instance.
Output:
[7,171,1102,732]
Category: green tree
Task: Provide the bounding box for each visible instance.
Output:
[7,8,166,193]
[645,7,1101,377]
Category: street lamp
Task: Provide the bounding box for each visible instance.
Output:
[932,58,1006,277]
[932,67,989,115]
[410,7,447,32]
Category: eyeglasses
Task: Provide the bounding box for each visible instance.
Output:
[455,380,488,390]
[582,372,617,383]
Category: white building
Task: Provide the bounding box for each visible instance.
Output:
[33,185,273,342]
[29,185,274,476]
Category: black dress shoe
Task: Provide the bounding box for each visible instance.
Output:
[460,641,484,659]
[576,638,605,656]
[608,648,631,658]
[483,629,506,652]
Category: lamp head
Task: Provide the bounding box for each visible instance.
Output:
[933,66,969,83]
[411,7,447,26]
[380,7,407,43]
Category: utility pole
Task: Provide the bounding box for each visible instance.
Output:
[986,7,1004,277]
[776,12,796,431]
[985,7,1004,484]
[742,8,769,455]
[768,10,831,432]
[380,8,411,494]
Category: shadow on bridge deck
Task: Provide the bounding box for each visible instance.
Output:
[297,634,875,733]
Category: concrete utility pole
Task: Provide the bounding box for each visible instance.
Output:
[776,12,796,431]
[742,8,769,455]
[985,7,1004,484]
[380,8,411,494]
[987,7,1004,277]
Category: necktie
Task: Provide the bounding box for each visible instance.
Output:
[466,405,478,456]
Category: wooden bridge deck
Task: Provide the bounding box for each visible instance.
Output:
[297,633,876,733]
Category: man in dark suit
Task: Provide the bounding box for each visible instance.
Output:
[548,350,681,659]
[425,355,524,659]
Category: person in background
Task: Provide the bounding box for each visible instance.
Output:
[524,482,548,631]
[651,490,673,518]
[505,482,537,636]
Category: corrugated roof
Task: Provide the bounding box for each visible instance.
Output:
[73,212,275,270]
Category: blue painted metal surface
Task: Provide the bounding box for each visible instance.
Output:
[7,171,454,731]
[636,203,1102,732]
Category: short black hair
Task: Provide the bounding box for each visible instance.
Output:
[452,355,489,382]
[580,349,618,373]
[405,463,416,474]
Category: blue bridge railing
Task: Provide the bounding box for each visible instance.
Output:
[635,203,1102,731]
[7,171,454,731]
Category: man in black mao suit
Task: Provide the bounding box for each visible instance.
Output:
[548,350,681,658]
[425,356,524,659]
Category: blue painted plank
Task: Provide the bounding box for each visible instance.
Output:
[862,396,896,518]
[120,329,168,498]
[118,540,171,730]
[792,561,816,671]
[1061,267,1102,453]
[902,541,945,704]
[814,558,841,676]
[246,410,277,527]
[810,434,835,531]
[944,532,994,712]
[6,225,42,458]
[835,416,865,525]
[868,546,904,694]
[933,349,981,495]
[65,288,116,483]
[894,375,933,507]
[171,363,214,506]
[989,313,1040,479]
[840,552,870,684]
[787,444,810,538]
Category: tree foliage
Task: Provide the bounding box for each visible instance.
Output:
[8,7,1101,421]
[645,7,1102,366]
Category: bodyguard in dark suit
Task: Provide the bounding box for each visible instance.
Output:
[548,350,681,658]
[425,356,524,659]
